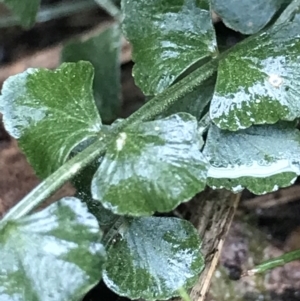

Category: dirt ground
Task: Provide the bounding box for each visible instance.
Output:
[0,2,300,301]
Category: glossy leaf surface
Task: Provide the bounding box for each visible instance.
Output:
[103,217,204,300]
[1,0,40,27]
[0,62,102,178]
[210,15,300,131]
[62,24,122,123]
[203,123,300,194]
[121,0,217,95]
[211,0,283,34]
[0,197,106,301]
[92,113,208,216]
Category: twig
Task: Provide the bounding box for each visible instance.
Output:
[242,185,300,210]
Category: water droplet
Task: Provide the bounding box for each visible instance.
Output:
[268,74,283,87]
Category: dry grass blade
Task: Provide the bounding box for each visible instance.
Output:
[242,185,300,209]
[181,189,240,301]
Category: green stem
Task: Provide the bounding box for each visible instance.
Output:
[102,217,125,247]
[178,287,192,301]
[124,59,219,124]
[0,58,219,223]
[198,112,211,135]
[244,249,300,276]
[0,137,108,223]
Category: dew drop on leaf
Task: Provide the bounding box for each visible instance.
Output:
[268,73,283,87]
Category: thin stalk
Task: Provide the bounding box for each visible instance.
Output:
[243,249,300,276]
[124,35,258,125]
[178,287,192,301]
[0,58,219,224]
[102,217,125,247]
[0,136,108,223]
[124,59,219,125]
[198,112,211,135]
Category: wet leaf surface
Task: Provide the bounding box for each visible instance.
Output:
[92,113,208,216]
[103,216,204,300]
[121,0,217,95]
[0,62,102,178]
[203,123,300,194]
[211,0,284,34]
[0,197,106,301]
[210,15,300,131]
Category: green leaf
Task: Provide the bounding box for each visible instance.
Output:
[103,217,204,300]
[74,160,119,229]
[161,75,216,121]
[87,200,120,229]
[210,16,300,131]
[0,61,102,178]
[0,197,106,301]
[92,113,208,216]
[62,24,122,123]
[121,0,217,95]
[203,123,300,194]
[275,0,300,25]
[211,0,284,34]
[70,137,119,229]
[1,0,40,28]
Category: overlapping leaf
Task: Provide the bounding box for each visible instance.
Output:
[1,0,40,27]
[0,197,106,301]
[74,160,119,230]
[0,62,102,178]
[103,217,204,300]
[161,75,216,121]
[70,137,119,229]
[203,123,300,194]
[62,24,122,123]
[211,0,284,34]
[121,0,217,95]
[275,0,300,25]
[92,113,208,216]
[210,15,300,131]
